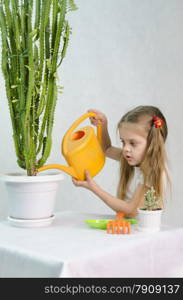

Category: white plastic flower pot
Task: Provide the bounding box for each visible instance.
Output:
[137,208,163,233]
[0,172,64,227]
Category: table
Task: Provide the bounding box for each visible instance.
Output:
[0,211,183,278]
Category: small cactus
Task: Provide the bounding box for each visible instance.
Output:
[143,187,161,210]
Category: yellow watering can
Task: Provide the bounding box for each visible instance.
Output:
[37,112,105,180]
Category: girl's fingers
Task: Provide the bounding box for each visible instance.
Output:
[72,177,81,186]
[92,120,99,126]
[88,108,98,114]
[88,109,100,126]
[72,170,91,187]
[87,109,106,127]
[84,170,91,181]
[72,177,77,185]
[72,177,87,187]
[89,117,100,126]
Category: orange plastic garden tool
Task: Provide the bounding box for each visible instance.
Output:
[106,212,131,234]
[37,112,105,180]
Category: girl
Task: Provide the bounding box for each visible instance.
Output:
[72,106,170,217]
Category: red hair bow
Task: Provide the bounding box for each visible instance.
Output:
[152,116,164,128]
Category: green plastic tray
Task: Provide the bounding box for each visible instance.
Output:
[85,218,138,230]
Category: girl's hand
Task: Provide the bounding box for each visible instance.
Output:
[87,109,107,127]
[72,170,98,192]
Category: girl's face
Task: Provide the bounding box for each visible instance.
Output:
[119,122,148,166]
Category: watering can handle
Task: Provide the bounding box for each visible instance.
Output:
[62,112,102,155]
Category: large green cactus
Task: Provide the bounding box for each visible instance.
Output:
[0,0,77,175]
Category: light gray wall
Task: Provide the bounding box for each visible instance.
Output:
[0,0,183,226]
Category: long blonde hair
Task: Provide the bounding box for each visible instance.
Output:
[117,106,169,201]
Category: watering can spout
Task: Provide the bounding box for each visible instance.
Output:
[37,164,77,178]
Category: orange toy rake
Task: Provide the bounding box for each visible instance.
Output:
[106,212,131,234]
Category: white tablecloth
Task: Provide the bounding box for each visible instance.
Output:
[0,211,183,278]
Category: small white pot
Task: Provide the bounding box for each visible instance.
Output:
[0,172,64,227]
[137,208,163,233]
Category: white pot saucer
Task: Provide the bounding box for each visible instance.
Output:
[7,215,55,228]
